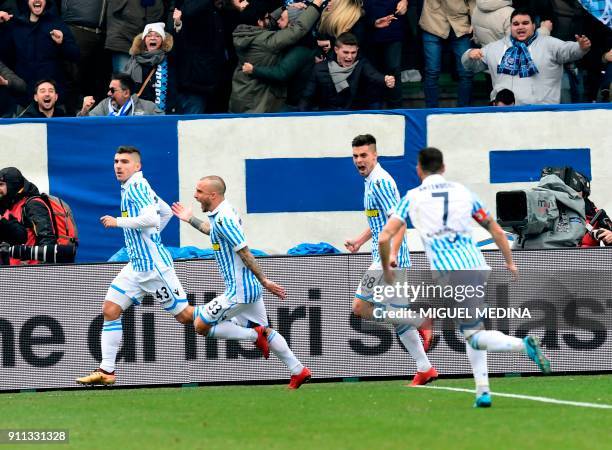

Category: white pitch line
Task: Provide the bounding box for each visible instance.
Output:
[419,385,612,410]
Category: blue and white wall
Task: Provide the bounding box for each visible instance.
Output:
[0,104,610,262]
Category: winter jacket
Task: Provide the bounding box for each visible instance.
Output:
[105,0,164,54]
[299,57,388,111]
[0,59,26,94]
[166,0,226,95]
[0,167,56,258]
[419,0,475,39]
[125,33,177,113]
[2,0,79,104]
[462,33,588,104]
[229,3,321,113]
[61,0,107,30]
[17,102,66,117]
[79,93,164,116]
[251,46,318,107]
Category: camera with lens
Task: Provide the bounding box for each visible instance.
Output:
[496,166,588,249]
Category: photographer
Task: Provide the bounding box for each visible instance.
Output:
[0,167,56,265]
[497,167,588,249]
[581,198,612,247]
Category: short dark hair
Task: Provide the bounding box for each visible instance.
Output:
[111,72,135,94]
[34,79,57,92]
[418,147,444,173]
[336,32,359,47]
[352,134,376,148]
[510,8,535,23]
[494,89,515,106]
[116,146,142,161]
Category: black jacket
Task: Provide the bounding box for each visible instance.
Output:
[166,0,226,95]
[17,102,67,117]
[60,0,107,30]
[0,167,56,246]
[2,0,79,105]
[299,57,387,111]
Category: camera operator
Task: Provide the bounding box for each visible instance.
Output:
[0,167,56,265]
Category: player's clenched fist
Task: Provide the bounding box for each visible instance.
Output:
[100,215,117,228]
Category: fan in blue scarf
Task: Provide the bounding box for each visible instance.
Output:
[497,32,539,78]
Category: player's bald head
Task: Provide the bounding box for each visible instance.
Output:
[200,175,226,195]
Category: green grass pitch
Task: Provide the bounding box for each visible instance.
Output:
[1,375,610,449]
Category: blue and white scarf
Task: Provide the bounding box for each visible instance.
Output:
[153,59,168,112]
[497,32,539,78]
[108,98,134,116]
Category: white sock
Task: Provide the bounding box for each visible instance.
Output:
[209,321,257,342]
[466,343,489,396]
[396,325,432,372]
[100,319,122,373]
[373,304,426,327]
[470,330,525,352]
[267,329,303,375]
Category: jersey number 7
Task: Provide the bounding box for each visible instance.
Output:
[432,192,449,226]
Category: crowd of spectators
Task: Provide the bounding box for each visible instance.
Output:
[0,0,609,117]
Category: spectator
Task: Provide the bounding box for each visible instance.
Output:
[299,32,396,111]
[419,0,474,108]
[492,87,515,105]
[78,72,163,116]
[0,58,26,117]
[471,0,552,46]
[241,7,320,111]
[105,0,165,73]
[1,0,80,107]
[318,0,366,43]
[581,196,612,247]
[363,0,408,108]
[17,78,66,117]
[60,0,110,115]
[0,167,56,265]
[229,0,323,113]
[462,9,591,105]
[167,0,227,115]
[124,22,177,113]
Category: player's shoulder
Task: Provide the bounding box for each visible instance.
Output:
[216,201,241,225]
[371,166,397,190]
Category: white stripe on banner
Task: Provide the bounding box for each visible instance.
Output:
[427,109,612,248]
[0,123,49,193]
[177,115,406,254]
[419,385,612,409]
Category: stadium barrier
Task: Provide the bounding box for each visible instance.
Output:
[1,248,610,391]
[1,104,611,263]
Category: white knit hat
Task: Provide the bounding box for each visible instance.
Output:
[142,22,165,40]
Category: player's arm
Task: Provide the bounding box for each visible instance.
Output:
[171,202,210,235]
[102,205,158,229]
[378,216,405,283]
[237,247,287,299]
[474,208,518,279]
[102,184,158,229]
[389,221,407,267]
[158,198,173,232]
[345,227,372,253]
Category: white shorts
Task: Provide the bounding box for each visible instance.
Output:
[355,262,408,304]
[197,294,268,328]
[106,263,189,316]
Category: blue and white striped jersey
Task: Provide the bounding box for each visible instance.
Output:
[119,172,173,272]
[365,164,410,267]
[393,174,489,271]
[207,200,262,303]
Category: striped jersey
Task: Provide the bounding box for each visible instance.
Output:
[120,171,173,272]
[207,200,262,303]
[364,164,410,267]
[393,174,489,271]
